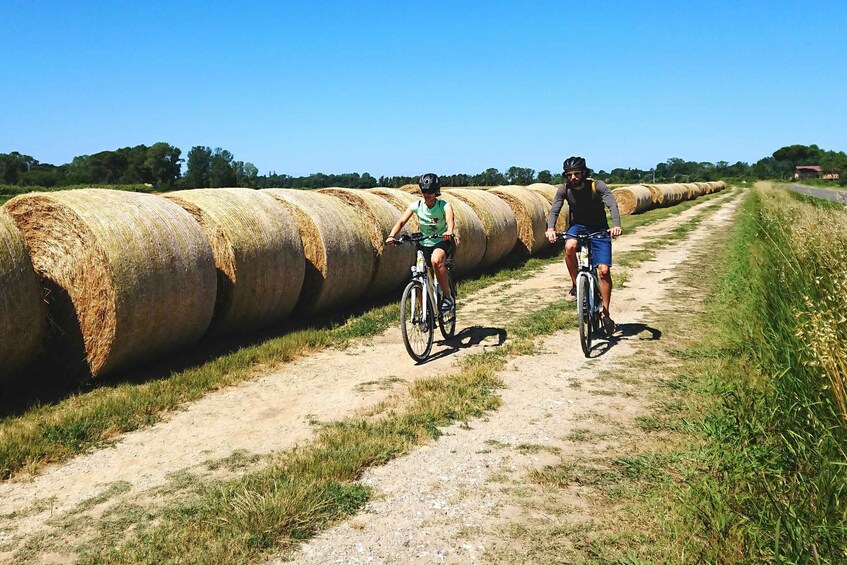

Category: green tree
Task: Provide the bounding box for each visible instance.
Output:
[145,142,182,188]
[537,170,553,183]
[185,146,212,188]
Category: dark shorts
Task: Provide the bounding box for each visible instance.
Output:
[565,224,612,267]
[420,238,455,266]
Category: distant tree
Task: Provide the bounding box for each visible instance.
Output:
[537,170,553,184]
[358,172,377,188]
[234,161,259,188]
[185,146,212,188]
[145,142,182,188]
[209,148,237,187]
[480,168,505,186]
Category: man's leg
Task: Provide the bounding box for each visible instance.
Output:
[597,264,612,317]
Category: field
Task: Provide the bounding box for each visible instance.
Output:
[1,182,845,563]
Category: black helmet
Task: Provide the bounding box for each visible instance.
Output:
[562,156,587,173]
[418,173,441,194]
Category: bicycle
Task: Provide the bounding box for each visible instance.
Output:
[556,230,613,357]
[393,233,457,362]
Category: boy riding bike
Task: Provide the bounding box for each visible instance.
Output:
[545,156,622,334]
[386,173,456,311]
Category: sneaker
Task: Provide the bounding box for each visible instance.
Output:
[602,314,616,336]
[565,285,577,302]
[440,296,454,312]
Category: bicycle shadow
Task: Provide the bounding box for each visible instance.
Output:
[587,322,662,358]
[419,325,508,364]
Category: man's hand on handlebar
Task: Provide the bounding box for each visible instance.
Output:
[545,228,557,243]
[609,226,622,238]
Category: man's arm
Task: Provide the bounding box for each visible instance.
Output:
[596,181,622,236]
[545,185,568,242]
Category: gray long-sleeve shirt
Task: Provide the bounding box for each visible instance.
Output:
[547,179,621,230]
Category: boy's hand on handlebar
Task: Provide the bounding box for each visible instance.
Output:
[385,235,398,246]
[609,226,622,238]
[442,232,453,240]
[545,228,557,243]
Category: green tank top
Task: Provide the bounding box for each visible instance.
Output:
[411,198,449,247]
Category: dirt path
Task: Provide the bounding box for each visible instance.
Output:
[0,191,740,562]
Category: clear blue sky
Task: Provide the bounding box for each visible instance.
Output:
[2,0,845,177]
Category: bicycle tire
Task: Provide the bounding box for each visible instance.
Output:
[401,280,433,362]
[438,274,457,339]
[577,275,592,357]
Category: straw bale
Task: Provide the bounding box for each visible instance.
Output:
[164,188,305,334]
[643,184,665,205]
[0,208,46,381]
[526,183,569,232]
[367,188,421,232]
[612,185,655,215]
[264,189,374,313]
[660,183,686,206]
[4,189,217,377]
[398,184,419,193]
[319,187,414,298]
[488,186,549,256]
[443,188,517,268]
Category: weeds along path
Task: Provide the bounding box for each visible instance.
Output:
[0,191,741,559]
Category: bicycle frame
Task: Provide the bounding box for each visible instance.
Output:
[575,240,602,321]
[408,248,440,327]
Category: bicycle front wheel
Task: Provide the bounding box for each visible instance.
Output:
[401,280,434,362]
[577,275,592,357]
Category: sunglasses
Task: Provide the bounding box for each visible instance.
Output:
[566,171,583,178]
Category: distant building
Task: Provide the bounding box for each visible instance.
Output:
[794,165,821,179]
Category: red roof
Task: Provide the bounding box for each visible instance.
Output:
[795,165,821,171]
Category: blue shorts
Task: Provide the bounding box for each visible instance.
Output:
[566,224,612,267]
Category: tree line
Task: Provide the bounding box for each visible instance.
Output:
[1,143,845,191]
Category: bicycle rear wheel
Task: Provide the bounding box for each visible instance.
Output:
[577,275,592,357]
[401,280,433,362]
[438,273,457,339]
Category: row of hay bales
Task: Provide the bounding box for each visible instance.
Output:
[611,181,726,215]
[0,180,721,383]
[0,185,562,382]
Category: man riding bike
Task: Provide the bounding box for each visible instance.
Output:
[545,156,622,334]
[386,173,456,311]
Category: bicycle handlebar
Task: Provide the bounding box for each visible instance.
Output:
[554,229,610,241]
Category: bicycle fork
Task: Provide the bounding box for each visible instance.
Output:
[410,250,437,326]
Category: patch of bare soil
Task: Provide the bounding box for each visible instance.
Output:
[0,192,740,563]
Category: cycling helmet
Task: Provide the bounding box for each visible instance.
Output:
[562,156,588,173]
[418,173,441,195]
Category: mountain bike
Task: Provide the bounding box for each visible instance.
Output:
[557,230,612,357]
[394,233,457,362]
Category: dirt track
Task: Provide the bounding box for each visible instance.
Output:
[0,190,741,563]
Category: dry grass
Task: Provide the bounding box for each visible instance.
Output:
[488,186,548,256]
[263,189,375,313]
[443,188,517,268]
[320,187,414,298]
[164,188,305,334]
[5,189,217,378]
[0,208,45,381]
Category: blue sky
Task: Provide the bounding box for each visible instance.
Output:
[2,1,845,177]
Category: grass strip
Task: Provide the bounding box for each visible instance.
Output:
[82,300,575,563]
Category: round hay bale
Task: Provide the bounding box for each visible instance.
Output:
[5,189,217,378]
[0,208,46,381]
[612,185,654,215]
[319,187,414,298]
[438,194,486,275]
[264,189,374,313]
[443,188,517,268]
[643,184,665,206]
[368,188,421,233]
[715,181,726,191]
[488,186,548,256]
[398,184,419,193]
[661,183,686,206]
[164,188,305,334]
[526,183,569,232]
